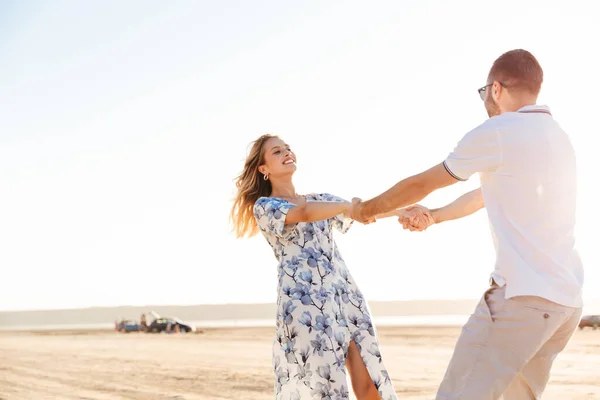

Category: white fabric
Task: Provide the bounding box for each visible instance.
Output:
[444,105,583,307]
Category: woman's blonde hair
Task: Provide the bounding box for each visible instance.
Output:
[230,134,277,238]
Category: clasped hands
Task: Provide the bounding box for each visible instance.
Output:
[344,198,435,232]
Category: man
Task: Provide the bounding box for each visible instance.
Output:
[351,49,583,399]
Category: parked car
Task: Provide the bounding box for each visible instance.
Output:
[115,319,140,333]
[578,315,600,330]
[148,317,196,333]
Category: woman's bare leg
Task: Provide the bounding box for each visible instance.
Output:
[346,341,381,400]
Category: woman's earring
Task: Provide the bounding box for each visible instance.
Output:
[263,173,269,181]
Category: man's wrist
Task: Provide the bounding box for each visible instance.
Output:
[356,201,368,221]
[360,198,383,221]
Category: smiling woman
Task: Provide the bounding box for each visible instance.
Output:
[229,134,408,400]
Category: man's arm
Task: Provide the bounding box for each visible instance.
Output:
[354,162,459,221]
[345,198,405,224]
[353,118,503,223]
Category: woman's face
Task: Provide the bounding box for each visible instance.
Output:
[259,137,297,179]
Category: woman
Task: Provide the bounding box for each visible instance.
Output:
[231,134,401,400]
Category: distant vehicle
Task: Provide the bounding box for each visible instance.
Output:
[115,319,140,333]
[578,315,600,330]
[148,317,196,333]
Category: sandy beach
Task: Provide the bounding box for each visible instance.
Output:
[1,326,599,400]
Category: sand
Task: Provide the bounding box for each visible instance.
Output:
[0,326,599,400]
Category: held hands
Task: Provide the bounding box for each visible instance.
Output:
[344,198,375,224]
[397,204,435,232]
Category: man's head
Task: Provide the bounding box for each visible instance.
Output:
[478,49,543,117]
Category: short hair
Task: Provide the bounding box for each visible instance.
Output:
[488,49,543,95]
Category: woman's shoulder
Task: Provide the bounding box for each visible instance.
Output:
[254,196,289,209]
[255,193,343,206]
[310,193,344,202]
[254,196,272,207]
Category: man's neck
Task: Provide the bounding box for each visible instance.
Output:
[503,97,538,113]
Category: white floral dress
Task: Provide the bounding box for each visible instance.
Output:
[254,193,398,400]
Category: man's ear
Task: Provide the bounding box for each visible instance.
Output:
[493,81,504,101]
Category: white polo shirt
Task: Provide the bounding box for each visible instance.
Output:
[444,105,583,308]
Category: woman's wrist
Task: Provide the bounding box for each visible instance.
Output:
[430,208,441,224]
[342,201,352,218]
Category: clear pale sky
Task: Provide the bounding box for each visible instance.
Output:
[1,0,598,311]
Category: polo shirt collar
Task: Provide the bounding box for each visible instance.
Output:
[518,104,551,113]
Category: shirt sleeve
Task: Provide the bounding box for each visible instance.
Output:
[253,197,299,241]
[318,193,353,234]
[444,119,503,181]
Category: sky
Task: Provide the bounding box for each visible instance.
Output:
[1,0,599,311]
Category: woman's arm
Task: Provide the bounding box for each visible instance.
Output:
[400,188,484,231]
[285,201,351,225]
[430,188,484,224]
[284,196,407,226]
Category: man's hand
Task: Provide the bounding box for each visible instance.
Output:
[397,204,435,231]
[349,197,375,224]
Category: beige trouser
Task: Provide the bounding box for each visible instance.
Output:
[436,283,582,400]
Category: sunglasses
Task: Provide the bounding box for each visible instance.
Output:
[477,82,507,101]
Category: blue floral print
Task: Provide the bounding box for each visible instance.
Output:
[254,193,398,400]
